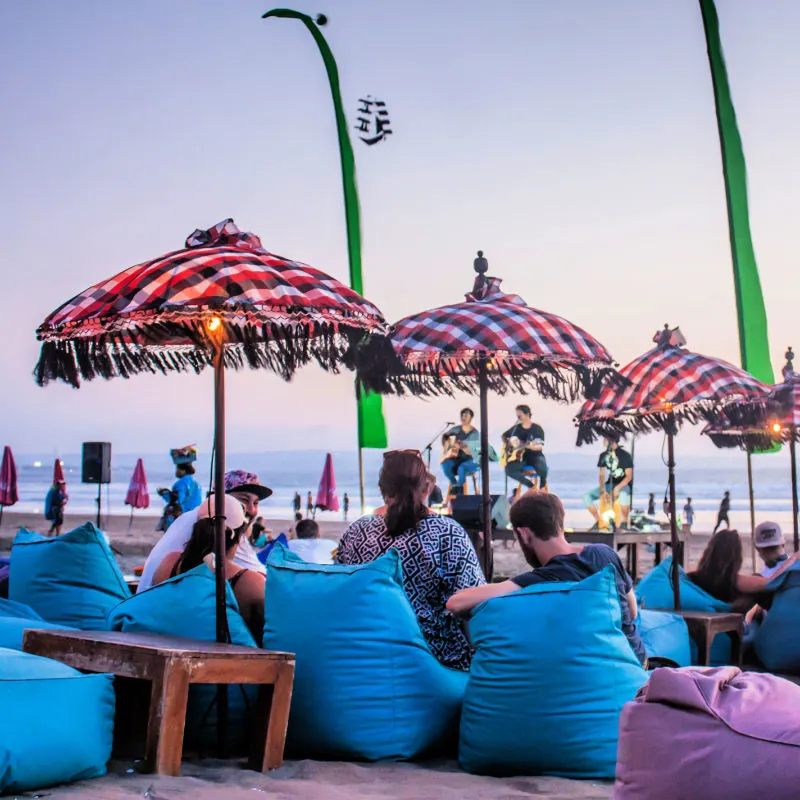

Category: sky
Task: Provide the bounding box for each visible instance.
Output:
[1,0,800,464]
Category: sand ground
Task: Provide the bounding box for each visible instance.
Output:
[42,759,613,799]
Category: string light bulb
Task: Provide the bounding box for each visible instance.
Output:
[772,422,783,434]
[207,316,222,333]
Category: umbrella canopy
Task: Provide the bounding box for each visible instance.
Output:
[53,458,65,486]
[315,453,339,512]
[34,218,389,648]
[576,326,770,444]
[577,326,771,609]
[0,447,18,522]
[360,254,621,578]
[125,458,150,510]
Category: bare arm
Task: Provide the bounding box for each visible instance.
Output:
[738,552,799,594]
[626,589,638,620]
[598,468,607,492]
[447,580,520,614]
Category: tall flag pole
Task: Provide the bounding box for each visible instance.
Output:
[700,0,774,569]
[699,0,774,385]
[263,9,388,513]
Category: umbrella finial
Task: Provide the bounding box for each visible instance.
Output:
[472,250,489,297]
[783,346,795,383]
[653,325,686,349]
[474,250,488,276]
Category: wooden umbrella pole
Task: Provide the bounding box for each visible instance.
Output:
[746,451,757,573]
[666,420,681,610]
[791,431,799,552]
[478,357,493,581]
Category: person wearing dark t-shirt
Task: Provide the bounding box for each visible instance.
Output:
[502,404,548,490]
[441,407,481,491]
[583,435,634,529]
[447,490,645,665]
[713,491,731,533]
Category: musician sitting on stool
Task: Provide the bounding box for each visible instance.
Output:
[502,404,548,491]
[584,434,633,530]
[440,408,481,495]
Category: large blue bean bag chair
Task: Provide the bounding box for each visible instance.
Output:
[638,609,691,667]
[754,563,800,673]
[263,545,468,761]
[108,565,257,751]
[0,647,115,794]
[10,524,130,630]
[0,598,72,650]
[459,567,648,779]
[635,557,732,666]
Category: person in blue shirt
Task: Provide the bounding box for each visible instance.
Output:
[171,463,202,514]
[448,489,646,665]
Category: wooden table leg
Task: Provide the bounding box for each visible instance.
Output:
[654,543,662,565]
[728,630,743,667]
[695,623,712,667]
[260,660,295,771]
[145,658,191,776]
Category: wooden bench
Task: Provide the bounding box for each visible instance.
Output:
[22,628,295,777]
[650,609,745,667]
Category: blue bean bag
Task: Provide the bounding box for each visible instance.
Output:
[0,608,72,650]
[635,557,732,666]
[754,563,800,673]
[638,609,691,667]
[108,565,257,751]
[263,545,468,761]
[459,567,648,779]
[0,647,115,794]
[10,524,130,630]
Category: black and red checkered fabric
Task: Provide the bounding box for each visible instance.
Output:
[35,219,389,387]
[576,340,771,444]
[366,279,618,402]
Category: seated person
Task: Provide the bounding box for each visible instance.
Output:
[288,519,338,565]
[441,408,481,492]
[151,493,266,643]
[754,521,789,578]
[688,529,798,614]
[502,405,548,491]
[447,490,646,665]
[583,434,633,529]
[336,450,485,670]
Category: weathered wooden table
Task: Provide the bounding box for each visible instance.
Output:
[23,628,295,777]
[566,530,691,579]
[649,609,745,667]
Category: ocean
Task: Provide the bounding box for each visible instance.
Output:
[9,449,798,530]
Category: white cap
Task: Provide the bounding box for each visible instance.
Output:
[197,493,246,530]
[754,521,784,549]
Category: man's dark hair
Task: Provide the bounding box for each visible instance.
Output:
[460,407,474,419]
[515,404,532,417]
[509,491,565,541]
[296,519,319,539]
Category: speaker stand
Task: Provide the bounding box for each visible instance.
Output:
[96,484,102,529]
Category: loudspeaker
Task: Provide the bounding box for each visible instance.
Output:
[450,494,510,531]
[82,442,112,484]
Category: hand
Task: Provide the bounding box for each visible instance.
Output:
[612,488,620,501]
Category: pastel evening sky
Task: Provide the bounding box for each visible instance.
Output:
[1,1,799,461]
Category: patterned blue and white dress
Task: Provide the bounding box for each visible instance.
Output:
[335,514,486,670]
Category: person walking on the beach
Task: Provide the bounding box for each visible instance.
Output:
[683,498,695,532]
[44,479,68,536]
[647,493,655,517]
[292,491,302,516]
[343,492,350,521]
[713,491,731,533]
[306,491,314,517]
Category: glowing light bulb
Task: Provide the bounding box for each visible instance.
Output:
[207,317,222,332]
[773,422,783,434]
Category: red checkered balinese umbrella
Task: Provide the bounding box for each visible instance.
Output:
[35,218,389,641]
[361,252,621,577]
[577,325,771,607]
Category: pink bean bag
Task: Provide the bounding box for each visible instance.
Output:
[615,667,800,800]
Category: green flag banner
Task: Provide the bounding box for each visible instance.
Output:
[263,9,388,448]
[699,0,774,385]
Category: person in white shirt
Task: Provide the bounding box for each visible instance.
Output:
[754,521,789,579]
[138,469,272,592]
[288,519,338,565]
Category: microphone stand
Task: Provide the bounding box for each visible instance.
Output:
[422,422,455,470]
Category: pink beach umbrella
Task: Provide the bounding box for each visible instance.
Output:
[315,453,339,513]
[125,458,150,527]
[0,446,19,525]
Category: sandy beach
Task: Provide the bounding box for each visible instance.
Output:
[43,759,613,799]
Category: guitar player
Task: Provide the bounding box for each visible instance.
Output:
[501,404,549,491]
[583,433,633,530]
